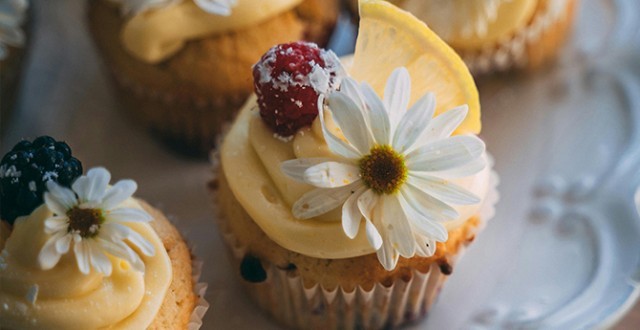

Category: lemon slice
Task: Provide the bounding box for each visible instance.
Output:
[350,0,481,134]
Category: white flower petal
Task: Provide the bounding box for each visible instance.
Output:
[88,240,112,276]
[357,190,383,250]
[341,186,367,239]
[304,162,360,188]
[55,233,73,254]
[408,174,481,205]
[194,0,236,16]
[74,239,91,274]
[38,232,65,270]
[327,92,372,154]
[399,188,450,241]
[125,228,156,257]
[318,96,361,159]
[281,158,334,182]
[98,239,145,273]
[376,238,399,271]
[105,222,155,257]
[44,181,76,214]
[384,67,411,130]
[419,105,469,144]
[360,82,391,145]
[122,244,146,272]
[106,208,153,223]
[414,234,436,257]
[340,77,366,110]
[429,156,487,179]
[73,167,111,204]
[292,184,358,219]
[101,180,137,210]
[402,183,458,221]
[381,195,415,258]
[44,216,69,234]
[100,222,129,239]
[365,218,383,251]
[392,92,435,153]
[406,135,485,172]
[356,189,377,225]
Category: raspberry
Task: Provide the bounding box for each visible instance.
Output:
[253,42,345,137]
[0,136,83,224]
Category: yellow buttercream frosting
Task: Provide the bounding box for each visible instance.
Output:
[396,0,538,49]
[0,199,172,329]
[220,96,491,259]
[120,0,304,63]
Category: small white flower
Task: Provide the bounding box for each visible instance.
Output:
[112,0,237,16]
[0,0,28,60]
[281,67,486,270]
[193,0,237,16]
[110,0,180,16]
[38,167,155,276]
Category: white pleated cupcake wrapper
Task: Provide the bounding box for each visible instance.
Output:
[212,152,500,328]
[463,0,574,74]
[187,257,210,330]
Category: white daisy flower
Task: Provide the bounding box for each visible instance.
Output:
[281,67,486,270]
[38,167,155,276]
[112,0,236,16]
[193,0,237,16]
[0,0,28,60]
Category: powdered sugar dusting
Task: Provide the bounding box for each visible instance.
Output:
[253,42,345,95]
[0,165,21,179]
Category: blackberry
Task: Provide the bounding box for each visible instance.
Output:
[0,136,83,224]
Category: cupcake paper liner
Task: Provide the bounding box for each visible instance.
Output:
[187,253,210,330]
[210,151,500,329]
[463,0,577,74]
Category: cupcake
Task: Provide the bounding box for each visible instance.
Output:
[0,136,207,329]
[212,0,498,328]
[88,0,340,156]
[347,0,578,74]
[0,0,30,131]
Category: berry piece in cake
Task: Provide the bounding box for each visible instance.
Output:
[253,41,345,137]
[0,136,83,224]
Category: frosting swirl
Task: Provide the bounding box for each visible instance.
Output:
[220,96,491,259]
[397,0,538,49]
[0,199,172,329]
[0,0,28,60]
[112,0,303,63]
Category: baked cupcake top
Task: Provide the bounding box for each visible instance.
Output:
[220,0,492,271]
[106,0,305,63]
[0,0,29,60]
[0,137,172,329]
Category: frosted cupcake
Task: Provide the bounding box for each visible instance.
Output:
[88,0,339,156]
[348,0,578,74]
[0,0,30,130]
[213,1,498,328]
[0,136,207,329]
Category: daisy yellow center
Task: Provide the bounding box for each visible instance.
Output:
[67,207,105,238]
[358,145,408,195]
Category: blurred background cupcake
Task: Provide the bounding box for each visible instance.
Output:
[88,0,339,156]
[347,0,578,75]
[0,0,30,131]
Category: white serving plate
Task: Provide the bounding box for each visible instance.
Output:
[2,0,639,329]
